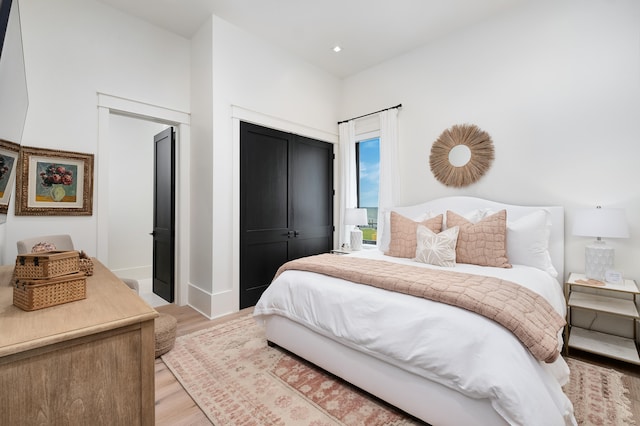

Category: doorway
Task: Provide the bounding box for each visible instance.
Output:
[105,114,172,306]
[97,93,190,306]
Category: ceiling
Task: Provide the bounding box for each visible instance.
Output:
[97,0,529,78]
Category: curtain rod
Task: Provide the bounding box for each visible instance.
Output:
[337,103,402,125]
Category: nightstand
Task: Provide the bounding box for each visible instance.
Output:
[565,272,640,364]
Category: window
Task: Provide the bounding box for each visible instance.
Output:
[355,137,380,244]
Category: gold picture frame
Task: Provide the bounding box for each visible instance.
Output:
[15,146,94,216]
[429,124,494,188]
[0,139,21,214]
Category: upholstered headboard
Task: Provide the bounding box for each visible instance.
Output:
[381,196,564,284]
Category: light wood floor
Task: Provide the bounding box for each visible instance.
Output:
[154,304,253,426]
[154,304,640,425]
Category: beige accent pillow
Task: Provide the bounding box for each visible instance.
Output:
[380,209,435,252]
[386,212,443,258]
[446,209,511,268]
[414,225,459,267]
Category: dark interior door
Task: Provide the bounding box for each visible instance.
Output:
[240,122,333,309]
[152,126,175,303]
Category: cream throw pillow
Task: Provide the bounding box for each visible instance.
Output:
[414,225,459,267]
[506,209,557,277]
[446,209,511,268]
[386,211,443,258]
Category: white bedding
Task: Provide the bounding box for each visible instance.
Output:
[254,249,576,426]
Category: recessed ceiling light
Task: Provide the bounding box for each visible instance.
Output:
[333,45,342,53]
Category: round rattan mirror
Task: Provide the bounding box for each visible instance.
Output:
[429,124,494,188]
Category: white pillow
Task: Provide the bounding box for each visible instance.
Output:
[444,207,557,276]
[442,208,493,229]
[379,209,434,252]
[506,209,557,277]
[414,225,459,267]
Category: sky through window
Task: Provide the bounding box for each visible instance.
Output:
[357,137,379,209]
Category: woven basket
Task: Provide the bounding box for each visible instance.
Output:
[79,258,94,276]
[14,251,80,279]
[155,313,177,358]
[13,272,87,311]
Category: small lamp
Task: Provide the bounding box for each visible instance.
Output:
[344,208,368,250]
[572,206,630,281]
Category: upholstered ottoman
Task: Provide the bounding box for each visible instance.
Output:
[154,313,177,358]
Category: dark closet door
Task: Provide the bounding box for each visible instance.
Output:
[240,123,291,309]
[288,135,334,259]
[240,122,333,309]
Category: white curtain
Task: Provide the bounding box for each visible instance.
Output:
[338,121,357,248]
[338,107,399,249]
[377,108,400,248]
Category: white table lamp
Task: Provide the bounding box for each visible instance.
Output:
[572,206,630,281]
[344,208,368,250]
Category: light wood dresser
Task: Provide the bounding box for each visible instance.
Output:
[0,260,158,425]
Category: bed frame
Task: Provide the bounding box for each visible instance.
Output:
[263,196,564,425]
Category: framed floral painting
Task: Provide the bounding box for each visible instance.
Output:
[15,146,94,216]
[0,139,20,214]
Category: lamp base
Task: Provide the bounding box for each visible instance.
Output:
[584,241,614,281]
[350,228,363,251]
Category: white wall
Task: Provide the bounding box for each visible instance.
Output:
[186,17,214,315]
[2,0,190,264]
[341,0,640,281]
[189,15,341,317]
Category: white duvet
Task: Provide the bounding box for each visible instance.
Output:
[254,249,577,426]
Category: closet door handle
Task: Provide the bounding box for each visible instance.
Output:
[293,230,300,237]
[286,230,294,238]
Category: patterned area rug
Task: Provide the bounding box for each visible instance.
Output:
[161,314,636,426]
[563,358,635,426]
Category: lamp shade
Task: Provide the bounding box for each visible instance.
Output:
[344,208,368,226]
[572,207,630,239]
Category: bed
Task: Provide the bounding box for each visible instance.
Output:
[253,196,576,426]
